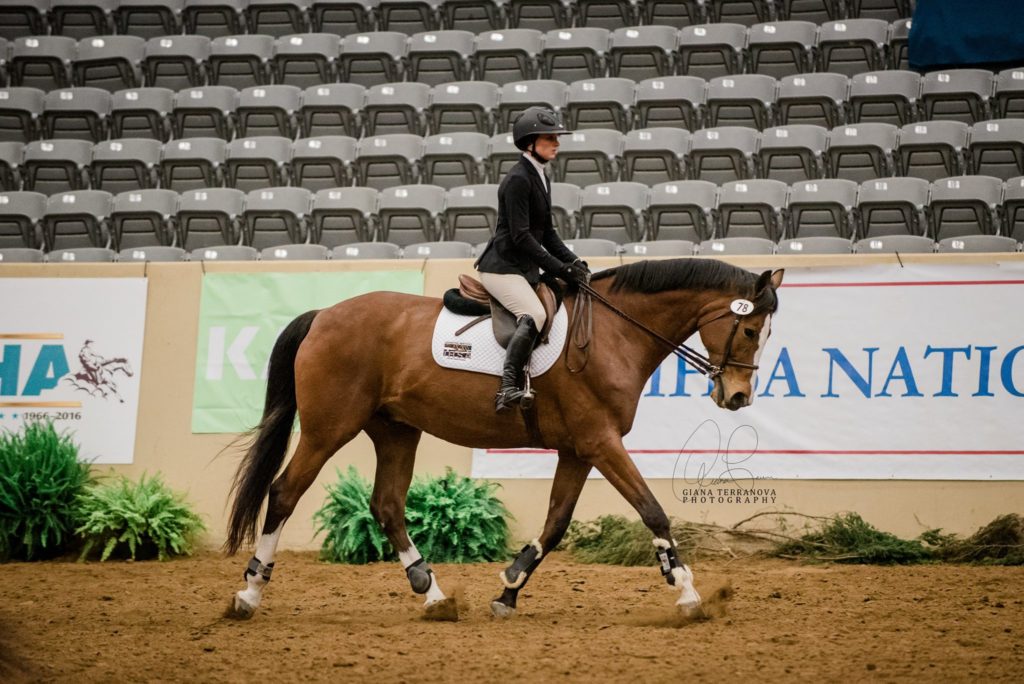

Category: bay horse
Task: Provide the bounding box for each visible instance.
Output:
[225,258,784,620]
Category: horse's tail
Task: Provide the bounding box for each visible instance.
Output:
[224,309,319,555]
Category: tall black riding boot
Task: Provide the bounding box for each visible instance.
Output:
[495,315,540,413]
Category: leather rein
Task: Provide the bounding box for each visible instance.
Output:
[565,280,762,379]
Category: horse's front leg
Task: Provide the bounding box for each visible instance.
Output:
[579,437,702,617]
[491,450,591,617]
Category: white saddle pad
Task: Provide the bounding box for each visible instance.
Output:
[431,306,568,377]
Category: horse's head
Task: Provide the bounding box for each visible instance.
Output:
[698,269,784,411]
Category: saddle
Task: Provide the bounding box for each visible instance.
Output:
[443,275,560,348]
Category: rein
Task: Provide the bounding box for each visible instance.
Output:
[565,281,761,379]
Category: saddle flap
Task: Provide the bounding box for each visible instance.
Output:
[458,274,490,305]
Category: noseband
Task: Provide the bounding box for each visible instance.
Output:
[573,282,763,380]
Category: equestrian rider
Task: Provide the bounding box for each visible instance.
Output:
[475,107,592,412]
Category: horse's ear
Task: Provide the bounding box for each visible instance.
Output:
[755,270,773,292]
[770,269,784,290]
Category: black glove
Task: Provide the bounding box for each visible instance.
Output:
[560,259,591,285]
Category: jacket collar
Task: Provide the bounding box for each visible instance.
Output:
[517,155,551,208]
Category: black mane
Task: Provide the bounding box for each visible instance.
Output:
[591,259,778,313]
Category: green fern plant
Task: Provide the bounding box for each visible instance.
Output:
[76,473,206,561]
[314,466,395,564]
[405,468,511,563]
[0,421,92,561]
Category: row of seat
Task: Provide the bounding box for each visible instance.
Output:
[0,1,914,43]
[5,66,1023,146]
[5,118,1023,199]
[3,175,1022,254]
[0,19,921,94]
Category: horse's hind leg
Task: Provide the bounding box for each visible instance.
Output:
[491,450,591,618]
[364,416,450,612]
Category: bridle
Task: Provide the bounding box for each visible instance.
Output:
[567,281,767,380]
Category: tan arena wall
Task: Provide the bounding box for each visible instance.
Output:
[3,253,1024,551]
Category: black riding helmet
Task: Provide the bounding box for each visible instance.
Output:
[512,107,572,162]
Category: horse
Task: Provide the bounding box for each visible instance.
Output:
[224,258,784,620]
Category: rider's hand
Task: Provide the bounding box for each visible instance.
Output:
[561,259,591,285]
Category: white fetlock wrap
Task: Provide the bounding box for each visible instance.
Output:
[529,538,543,559]
[673,565,703,614]
[500,569,528,590]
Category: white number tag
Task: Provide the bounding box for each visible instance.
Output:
[730,299,754,315]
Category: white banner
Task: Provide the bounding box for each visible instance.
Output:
[472,263,1024,480]
[0,278,148,464]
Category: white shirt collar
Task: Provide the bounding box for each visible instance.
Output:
[522,152,549,191]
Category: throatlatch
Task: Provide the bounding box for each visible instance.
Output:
[245,557,275,583]
[500,539,543,589]
[405,558,434,594]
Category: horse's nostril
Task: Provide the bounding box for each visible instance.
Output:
[730,392,748,408]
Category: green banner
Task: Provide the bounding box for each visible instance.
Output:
[192,271,424,433]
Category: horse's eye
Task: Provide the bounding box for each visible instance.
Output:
[743,327,757,340]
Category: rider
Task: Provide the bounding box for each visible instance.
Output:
[475,107,592,412]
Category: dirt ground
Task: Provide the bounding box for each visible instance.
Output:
[0,551,1022,683]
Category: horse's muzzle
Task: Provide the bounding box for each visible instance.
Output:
[725,391,749,411]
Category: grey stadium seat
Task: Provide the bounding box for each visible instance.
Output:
[243,186,312,249]
[41,87,111,143]
[190,244,258,260]
[848,0,910,22]
[849,70,920,126]
[776,72,848,128]
[110,87,173,141]
[183,0,248,39]
[160,136,226,191]
[700,237,776,255]
[647,179,717,242]
[816,19,888,77]
[487,132,521,182]
[120,0,187,39]
[969,119,1024,181]
[937,235,1018,254]
[421,132,489,189]
[746,21,817,79]
[23,139,93,195]
[291,135,357,191]
[621,127,689,186]
[443,183,497,243]
[541,28,610,83]
[72,36,145,92]
[376,184,446,246]
[0,191,47,249]
[299,83,364,138]
[376,0,444,34]
[172,85,238,140]
[0,247,46,262]
[176,187,246,249]
[225,136,294,192]
[857,176,929,238]
[705,74,777,130]
[565,77,634,132]
[43,189,112,251]
[111,188,180,249]
[272,33,342,89]
[407,30,475,86]
[1006,176,1024,242]
[91,138,161,193]
[687,126,759,184]
[578,0,640,30]
[260,243,331,260]
[440,0,503,32]
[430,81,500,135]
[331,241,402,259]
[608,25,677,81]
[928,175,1002,241]
[237,84,303,138]
[0,87,45,143]
[777,0,843,23]
[496,80,568,133]
[855,235,934,254]
[778,236,853,254]
[920,69,993,124]
[887,16,911,70]
[551,181,581,238]
[508,0,572,31]
[706,0,772,26]
[551,128,622,187]
[758,124,827,183]
[48,247,117,262]
[642,0,704,29]
[787,178,858,238]
[311,186,377,246]
[634,75,704,131]
[310,0,375,37]
[404,240,475,259]
[897,120,968,182]
[716,179,789,241]
[355,133,424,190]
[245,0,310,38]
[563,238,619,257]
[677,23,746,80]
[0,3,47,42]
[363,82,431,137]
[826,122,898,183]
[578,181,648,242]
[208,34,274,89]
[473,29,543,86]
[119,246,188,261]
[621,240,696,256]
[339,31,407,88]
[10,36,76,92]
[143,35,210,91]
[0,142,22,191]
[994,67,1024,119]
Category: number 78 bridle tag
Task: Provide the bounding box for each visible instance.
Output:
[730,299,754,315]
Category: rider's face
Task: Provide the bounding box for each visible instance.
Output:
[532,134,560,162]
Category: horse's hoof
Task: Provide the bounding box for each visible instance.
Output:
[226,594,257,620]
[490,600,515,618]
[423,597,459,622]
[677,599,704,620]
